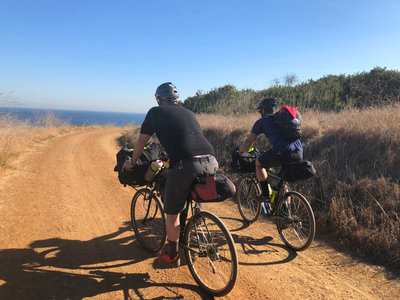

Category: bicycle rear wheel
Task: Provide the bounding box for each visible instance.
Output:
[131,188,166,252]
[183,211,238,297]
[237,176,262,223]
[275,191,315,251]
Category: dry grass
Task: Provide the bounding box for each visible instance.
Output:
[120,105,400,268]
[199,106,400,268]
[0,112,73,169]
[298,106,400,267]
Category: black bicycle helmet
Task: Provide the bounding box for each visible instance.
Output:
[257,97,277,110]
[155,82,179,101]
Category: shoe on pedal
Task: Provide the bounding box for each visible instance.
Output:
[157,250,180,265]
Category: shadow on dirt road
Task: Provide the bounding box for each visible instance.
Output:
[0,222,210,300]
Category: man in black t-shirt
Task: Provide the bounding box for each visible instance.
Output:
[123,82,218,264]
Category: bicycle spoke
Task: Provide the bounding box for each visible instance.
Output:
[131,189,166,252]
[276,191,315,251]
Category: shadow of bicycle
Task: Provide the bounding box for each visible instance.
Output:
[0,221,212,299]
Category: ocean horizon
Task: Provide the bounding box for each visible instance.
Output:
[0,107,146,126]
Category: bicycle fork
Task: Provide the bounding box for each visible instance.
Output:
[142,192,158,224]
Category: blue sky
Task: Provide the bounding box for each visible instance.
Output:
[1,0,399,113]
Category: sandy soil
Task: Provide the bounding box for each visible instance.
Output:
[0,127,399,300]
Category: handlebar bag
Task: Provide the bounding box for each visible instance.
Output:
[114,143,161,187]
[231,148,261,173]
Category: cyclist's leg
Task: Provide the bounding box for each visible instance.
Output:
[255,158,268,182]
[160,157,217,262]
[257,150,281,197]
[163,213,180,259]
[161,165,193,262]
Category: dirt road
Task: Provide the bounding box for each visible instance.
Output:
[0,127,399,299]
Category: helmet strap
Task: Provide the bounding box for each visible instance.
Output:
[155,94,177,105]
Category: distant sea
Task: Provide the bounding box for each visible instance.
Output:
[0,107,146,126]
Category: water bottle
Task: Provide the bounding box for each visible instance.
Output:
[144,160,163,182]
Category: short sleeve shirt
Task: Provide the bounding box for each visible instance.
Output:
[140,104,215,166]
[251,115,303,152]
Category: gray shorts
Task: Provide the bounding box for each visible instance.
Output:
[164,155,219,215]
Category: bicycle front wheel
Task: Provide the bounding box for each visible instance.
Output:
[131,188,166,252]
[237,176,262,223]
[183,211,238,297]
[275,191,315,251]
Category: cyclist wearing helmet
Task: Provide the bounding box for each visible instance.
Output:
[240,97,303,198]
[124,82,218,263]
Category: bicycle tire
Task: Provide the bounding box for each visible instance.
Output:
[183,211,238,296]
[131,188,167,252]
[237,176,262,223]
[275,191,315,251]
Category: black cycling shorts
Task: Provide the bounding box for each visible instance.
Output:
[258,150,303,169]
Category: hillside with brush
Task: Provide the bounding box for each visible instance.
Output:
[182,67,400,114]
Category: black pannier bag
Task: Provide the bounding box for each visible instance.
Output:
[191,173,236,202]
[231,148,261,173]
[114,143,161,187]
[281,160,316,182]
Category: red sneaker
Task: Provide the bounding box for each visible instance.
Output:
[157,250,179,264]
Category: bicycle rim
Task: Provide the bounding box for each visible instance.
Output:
[275,191,315,251]
[183,211,238,296]
[237,177,262,223]
[131,188,166,252]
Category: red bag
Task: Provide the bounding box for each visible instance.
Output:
[191,174,236,202]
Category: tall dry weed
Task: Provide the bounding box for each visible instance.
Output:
[299,105,400,267]
[0,112,72,169]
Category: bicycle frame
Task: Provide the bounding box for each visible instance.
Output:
[179,199,216,256]
[243,171,292,221]
[131,172,239,296]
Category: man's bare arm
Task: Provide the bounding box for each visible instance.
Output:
[240,133,257,153]
[123,133,152,170]
[131,133,152,165]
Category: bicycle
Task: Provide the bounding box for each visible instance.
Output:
[237,167,316,251]
[130,168,238,297]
